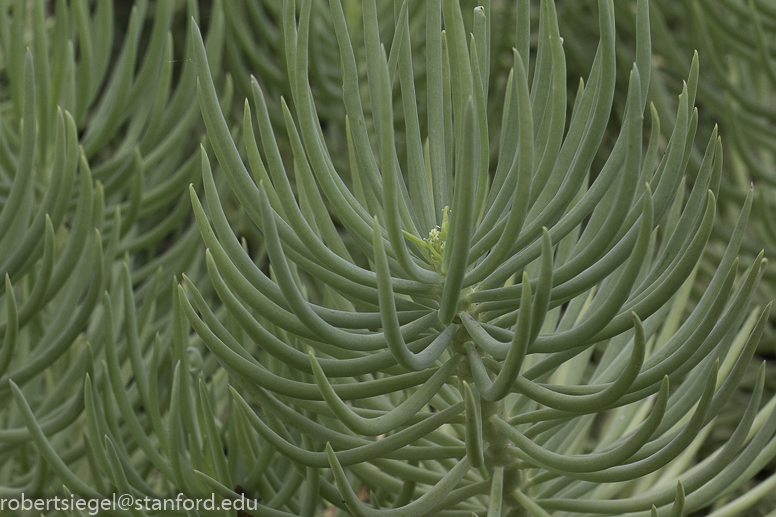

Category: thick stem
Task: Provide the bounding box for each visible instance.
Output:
[482,396,524,515]
[457,330,525,515]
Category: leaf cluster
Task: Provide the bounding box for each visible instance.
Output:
[0,1,774,517]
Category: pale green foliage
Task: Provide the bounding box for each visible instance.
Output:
[0,1,774,517]
[182,0,775,516]
[0,0,223,514]
[559,3,776,510]
[655,0,776,346]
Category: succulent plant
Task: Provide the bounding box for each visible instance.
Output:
[661,0,776,338]
[0,0,223,509]
[178,0,776,515]
[0,0,774,516]
[556,3,776,512]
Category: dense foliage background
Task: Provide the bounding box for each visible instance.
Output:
[0,1,774,516]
